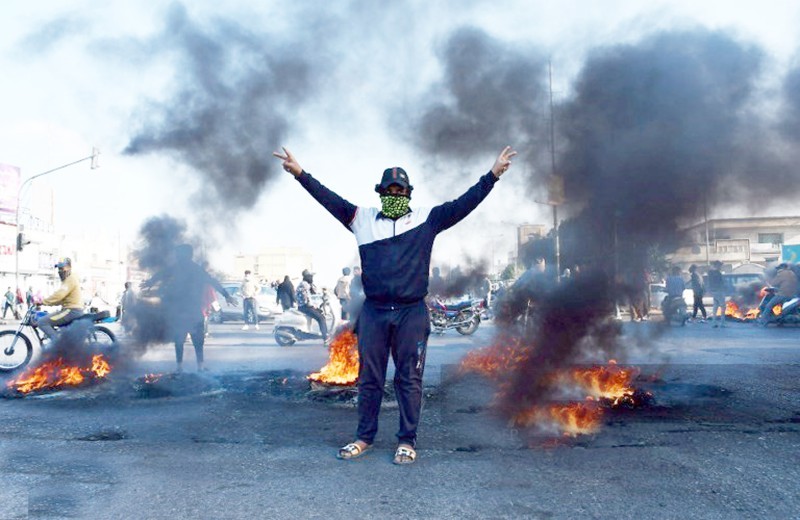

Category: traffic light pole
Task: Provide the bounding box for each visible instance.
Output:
[14,148,100,292]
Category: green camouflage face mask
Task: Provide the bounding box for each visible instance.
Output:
[380,194,410,219]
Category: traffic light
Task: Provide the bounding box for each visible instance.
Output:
[16,233,30,252]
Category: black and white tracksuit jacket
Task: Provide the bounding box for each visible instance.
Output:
[295,170,499,305]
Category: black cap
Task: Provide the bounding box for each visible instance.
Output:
[302,269,315,278]
[375,167,413,193]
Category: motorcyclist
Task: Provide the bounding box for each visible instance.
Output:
[758,263,799,324]
[296,269,328,342]
[500,257,550,325]
[663,266,686,321]
[36,258,84,342]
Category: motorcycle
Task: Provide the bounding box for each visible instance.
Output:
[428,297,483,335]
[0,306,117,372]
[758,287,800,326]
[273,289,337,346]
[661,295,688,326]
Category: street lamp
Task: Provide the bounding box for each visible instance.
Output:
[14,147,100,290]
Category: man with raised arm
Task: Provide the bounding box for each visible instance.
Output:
[273,146,516,465]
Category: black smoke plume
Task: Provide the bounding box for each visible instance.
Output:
[409,27,549,170]
[500,271,621,416]
[429,262,490,300]
[557,30,768,275]
[123,3,316,211]
[431,27,800,434]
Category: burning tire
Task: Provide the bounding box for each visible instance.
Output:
[0,331,33,372]
[456,312,480,335]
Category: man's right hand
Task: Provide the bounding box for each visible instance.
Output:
[272,147,303,177]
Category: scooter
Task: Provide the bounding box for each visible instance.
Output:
[661,295,688,326]
[273,290,337,346]
[758,287,800,326]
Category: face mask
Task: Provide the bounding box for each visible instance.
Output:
[380,195,410,219]
[58,269,69,281]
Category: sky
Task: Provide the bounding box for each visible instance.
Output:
[1,1,799,284]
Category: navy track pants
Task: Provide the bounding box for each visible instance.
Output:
[356,299,430,447]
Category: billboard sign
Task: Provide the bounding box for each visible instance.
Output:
[780,244,800,264]
[0,163,20,225]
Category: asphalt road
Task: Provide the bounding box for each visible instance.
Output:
[0,316,798,519]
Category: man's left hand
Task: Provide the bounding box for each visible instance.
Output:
[272,147,303,177]
[491,146,517,178]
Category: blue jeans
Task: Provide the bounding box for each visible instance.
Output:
[243,297,258,325]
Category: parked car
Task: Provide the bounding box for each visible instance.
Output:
[209,282,283,324]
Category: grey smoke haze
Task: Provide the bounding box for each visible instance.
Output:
[123,3,316,211]
[16,14,89,54]
[410,27,549,168]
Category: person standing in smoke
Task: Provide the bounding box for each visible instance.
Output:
[296,269,328,342]
[707,260,727,328]
[273,145,516,465]
[142,244,235,372]
[688,264,707,323]
[276,275,296,311]
[663,265,686,321]
[626,268,650,322]
[501,256,551,328]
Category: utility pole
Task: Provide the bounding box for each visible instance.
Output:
[15,148,100,291]
[548,61,561,282]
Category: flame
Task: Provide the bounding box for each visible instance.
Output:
[724,301,761,321]
[461,343,647,437]
[8,354,112,394]
[459,336,530,379]
[308,328,359,385]
[512,402,604,437]
[91,354,111,378]
[567,361,638,406]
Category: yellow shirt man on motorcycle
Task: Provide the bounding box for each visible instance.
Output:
[37,258,84,340]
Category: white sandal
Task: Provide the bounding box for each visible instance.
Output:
[337,442,371,460]
[392,445,417,465]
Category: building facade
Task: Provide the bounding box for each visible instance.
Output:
[668,216,800,273]
[232,247,314,285]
